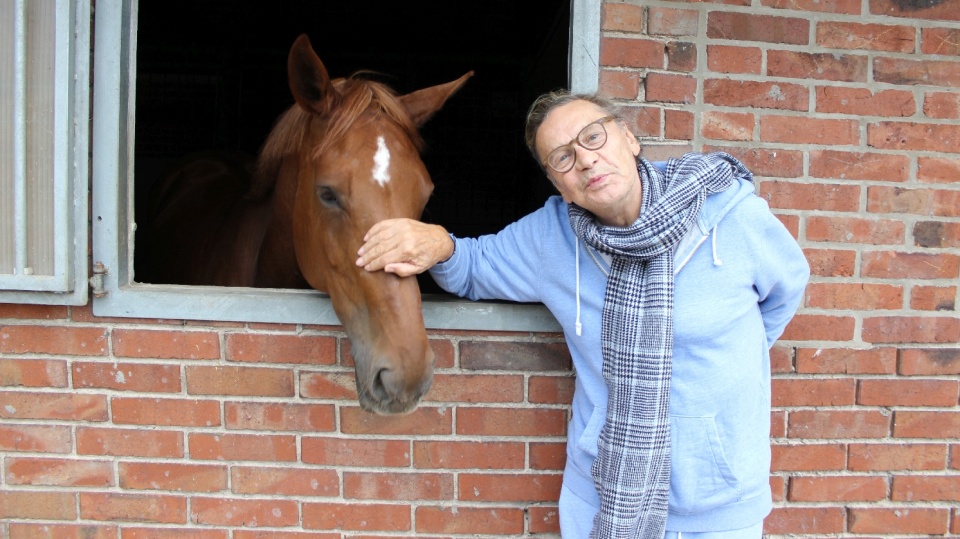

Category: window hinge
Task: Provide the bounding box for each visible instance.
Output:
[89,261,107,297]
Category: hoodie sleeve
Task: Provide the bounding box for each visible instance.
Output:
[754,208,810,346]
[428,202,558,303]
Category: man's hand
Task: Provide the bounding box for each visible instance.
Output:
[356,219,454,277]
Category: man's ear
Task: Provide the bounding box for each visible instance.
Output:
[622,123,642,157]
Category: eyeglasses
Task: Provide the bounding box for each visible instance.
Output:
[542,115,617,173]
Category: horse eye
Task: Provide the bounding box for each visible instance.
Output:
[316,186,341,208]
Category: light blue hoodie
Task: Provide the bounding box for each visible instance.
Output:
[430,156,809,533]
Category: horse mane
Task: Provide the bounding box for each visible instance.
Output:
[247,75,423,200]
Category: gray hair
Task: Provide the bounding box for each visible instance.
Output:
[523,90,622,166]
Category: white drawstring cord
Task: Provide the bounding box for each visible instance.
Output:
[711,224,723,266]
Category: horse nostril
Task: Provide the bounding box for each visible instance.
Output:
[371,368,390,401]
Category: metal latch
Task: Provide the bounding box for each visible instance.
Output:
[89,261,107,297]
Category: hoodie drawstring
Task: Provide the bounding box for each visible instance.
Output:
[575,239,582,336]
[711,225,723,266]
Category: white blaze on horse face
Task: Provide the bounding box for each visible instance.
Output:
[372,136,391,187]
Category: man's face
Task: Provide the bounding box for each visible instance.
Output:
[535,100,643,227]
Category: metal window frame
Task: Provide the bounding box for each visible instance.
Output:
[91,0,598,330]
[0,0,90,305]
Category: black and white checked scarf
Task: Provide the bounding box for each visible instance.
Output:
[568,152,749,538]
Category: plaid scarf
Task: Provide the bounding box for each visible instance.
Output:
[568,152,747,538]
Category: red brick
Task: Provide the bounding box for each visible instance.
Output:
[870,185,960,217]
[764,506,846,535]
[8,524,117,539]
[761,115,859,145]
[188,433,296,462]
[869,120,960,153]
[915,221,960,249]
[788,410,891,439]
[817,21,915,51]
[531,441,567,471]
[879,56,960,87]
[112,329,219,359]
[303,437,411,467]
[415,506,524,535]
[892,475,960,501]
[529,374,575,404]
[701,111,753,141]
[788,475,888,501]
[225,333,335,364]
[771,443,846,471]
[899,348,960,375]
[190,497,299,527]
[0,303,68,319]
[911,285,958,311]
[770,345,794,374]
[796,347,897,375]
[457,407,567,436]
[770,475,786,502]
[704,79,808,111]
[225,401,335,431]
[665,109,694,140]
[231,466,339,497]
[72,362,181,393]
[77,427,183,457]
[0,392,107,421]
[666,41,697,72]
[119,462,226,492]
[918,156,960,184]
[623,105,662,138]
[80,492,186,524]
[6,457,112,487]
[460,341,571,371]
[811,149,910,182]
[0,424,72,453]
[303,502,410,532]
[859,378,960,407]
[862,251,960,280]
[111,398,220,427]
[779,314,856,342]
[426,374,523,403]
[763,0,861,13]
[0,325,107,356]
[123,529,227,539]
[820,88,915,120]
[599,70,640,100]
[340,406,451,436]
[0,491,77,519]
[849,442,947,471]
[807,215,905,245]
[299,371,358,400]
[600,37,664,69]
[648,7,698,36]
[863,316,960,344]
[894,411,960,438]
[849,507,949,535]
[764,181,861,212]
[0,358,67,387]
[771,410,787,438]
[707,45,761,74]
[769,50,867,82]
[645,72,695,104]
[923,26,960,55]
[344,472,453,500]
[871,0,960,21]
[528,505,561,534]
[413,440,524,470]
[804,282,903,310]
[924,91,960,119]
[459,473,562,502]
[705,146,803,177]
[185,365,294,397]
[771,378,856,407]
[707,12,809,44]
[803,248,856,277]
[601,3,643,32]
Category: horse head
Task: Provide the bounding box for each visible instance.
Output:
[284,35,471,414]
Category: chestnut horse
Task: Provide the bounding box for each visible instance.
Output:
[136,35,471,414]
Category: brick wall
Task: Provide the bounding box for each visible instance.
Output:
[1,0,959,537]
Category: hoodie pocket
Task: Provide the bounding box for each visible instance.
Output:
[669,416,742,515]
[576,405,605,459]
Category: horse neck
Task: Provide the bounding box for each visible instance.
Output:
[253,154,308,288]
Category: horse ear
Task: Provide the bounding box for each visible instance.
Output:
[399,71,474,127]
[288,34,338,115]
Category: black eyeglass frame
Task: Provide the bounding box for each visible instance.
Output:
[541,115,617,173]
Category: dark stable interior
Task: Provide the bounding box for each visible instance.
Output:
[134,0,569,292]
